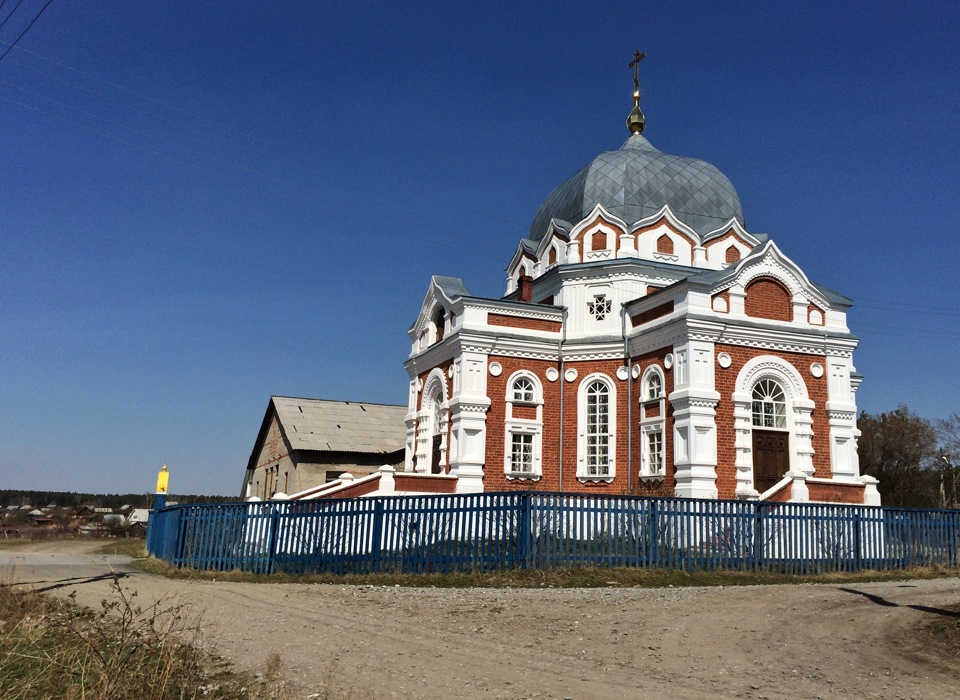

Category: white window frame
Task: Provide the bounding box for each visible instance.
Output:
[577,374,616,482]
[504,371,543,480]
[639,365,666,479]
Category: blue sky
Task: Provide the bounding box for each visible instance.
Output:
[1,1,958,495]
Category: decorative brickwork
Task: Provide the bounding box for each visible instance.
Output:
[591,230,607,251]
[487,313,562,333]
[725,245,741,264]
[744,277,792,321]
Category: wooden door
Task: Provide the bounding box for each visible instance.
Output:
[753,430,789,493]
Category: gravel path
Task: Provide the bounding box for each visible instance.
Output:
[3,540,959,699]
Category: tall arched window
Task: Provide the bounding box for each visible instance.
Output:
[752,379,786,428]
[504,371,543,479]
[640,365,666,478]
[578,376,616,480]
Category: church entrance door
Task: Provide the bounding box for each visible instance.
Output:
[752,430,788,494]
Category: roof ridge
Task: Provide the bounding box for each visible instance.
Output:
[271,395,406,408]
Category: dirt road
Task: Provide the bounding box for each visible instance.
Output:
[3,541,959,699]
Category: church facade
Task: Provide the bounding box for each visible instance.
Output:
[399,70,878,506]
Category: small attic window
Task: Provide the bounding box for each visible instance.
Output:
[432,306,445,343]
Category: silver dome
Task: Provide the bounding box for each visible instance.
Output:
[529,134,744,240]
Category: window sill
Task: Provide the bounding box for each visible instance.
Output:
[577,474,615,484]
[505,471,540,481]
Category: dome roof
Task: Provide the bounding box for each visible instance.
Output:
[529,134,744,240]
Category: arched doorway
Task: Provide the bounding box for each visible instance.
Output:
[429,390,443,474]
[751,379,789,493]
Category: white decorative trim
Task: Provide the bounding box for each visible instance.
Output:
[810,362,824,378]
[616,366,629,381]
[488,362,503,377]
[577,373,617,482]
[717,352,732,369]
[564,368,578,382]
[546,367,559,382]
[447,365,454,378]
[664,353,674,369]
[631,364,641,379]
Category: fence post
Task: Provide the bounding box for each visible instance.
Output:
[518,493,532,569]
[853,510,862,571]
[266,505,280,575]
[754,503,764,572]
[371,500,385,574]
[648,501,659,567]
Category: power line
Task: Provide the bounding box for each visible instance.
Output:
[0,0,53,66]
[0,0,26,33]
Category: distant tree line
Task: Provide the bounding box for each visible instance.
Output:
[859,407,960,509]
[0,491,236,509]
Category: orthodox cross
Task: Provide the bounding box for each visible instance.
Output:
[628,50,646,93]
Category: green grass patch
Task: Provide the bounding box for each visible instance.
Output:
[134,556,959,589]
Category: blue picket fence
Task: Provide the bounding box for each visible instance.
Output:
[145,492,960,576]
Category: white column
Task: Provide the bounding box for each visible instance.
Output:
[670,341,720,499]
[448,352,491,493]
[732,392,758,498]
[794,399,816,475]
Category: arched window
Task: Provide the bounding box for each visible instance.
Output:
[640,365,666,478]
[512,377,535,403]
[645,372,662,401]
[752,379,786,428]
[432,307,445,343]
[578,377,615,479]
[504,371,543,479]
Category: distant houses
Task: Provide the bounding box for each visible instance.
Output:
[0,503,149,538]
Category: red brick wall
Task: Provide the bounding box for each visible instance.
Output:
[394,474,458,494]
[744,277,792,321]
[329,477,382,499]
[631,301,674,327]
[713,344,831,498]
[807,481,865,504]
[656,234,674,254]
[591,230,607,250]
[487,313,562,333]
[725,245,741,264]
[484,356,639,494]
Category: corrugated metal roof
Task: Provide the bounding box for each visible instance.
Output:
[271,396,407,454]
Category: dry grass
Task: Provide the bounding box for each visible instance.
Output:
[0,575,300,699]
[135,555,958,589]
